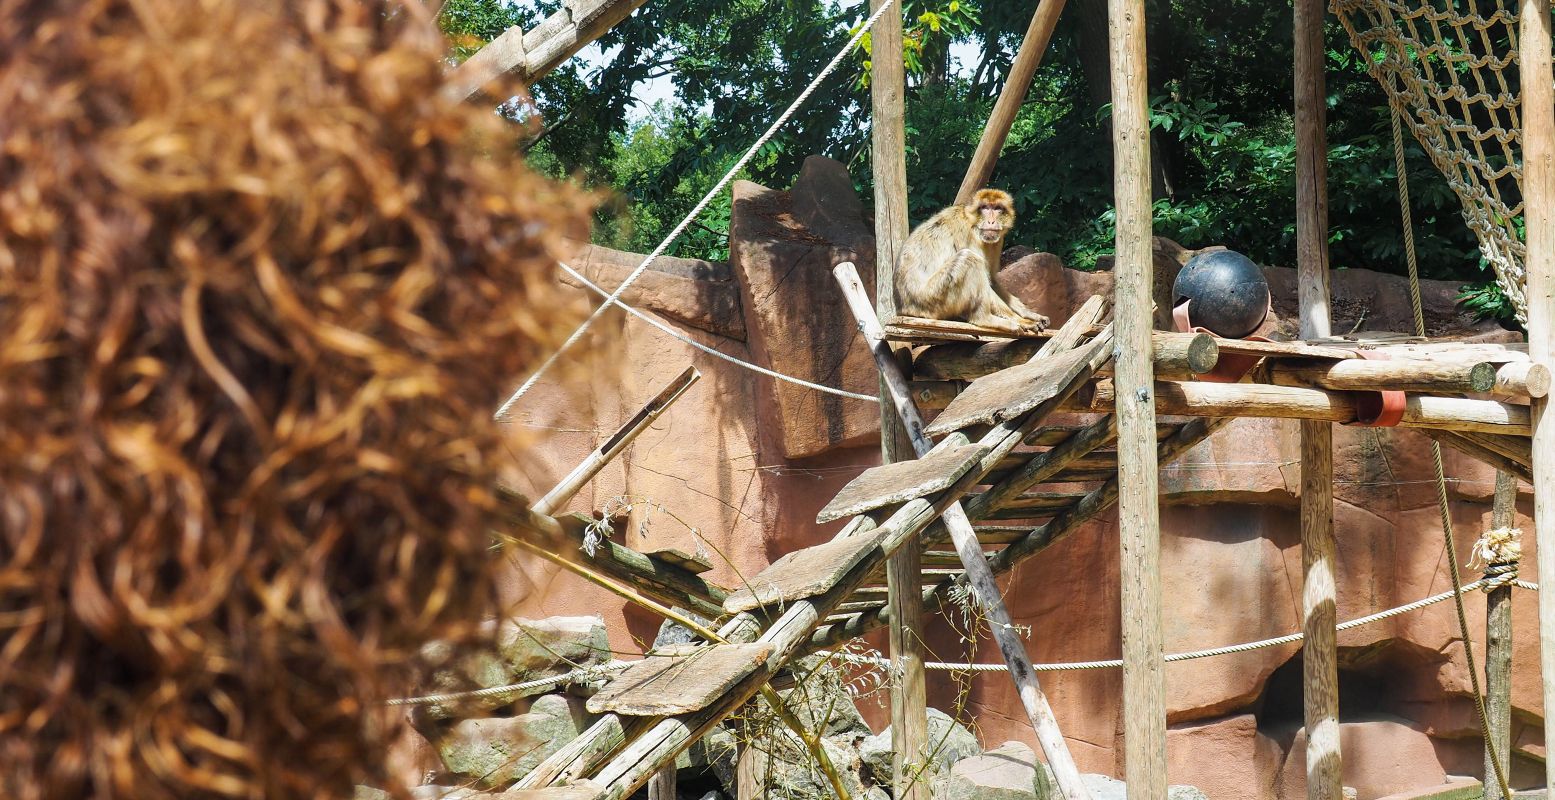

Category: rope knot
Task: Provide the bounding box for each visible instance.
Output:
[1469,526,1522,587]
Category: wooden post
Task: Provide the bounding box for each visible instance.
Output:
[1295,1,1340,798]
[1484,471,1516,800]
[1107,0,1166,793]
[871,0,929,795]
[647,765,675,800]
[1519,2,1555,796]
[955,0,1069,203]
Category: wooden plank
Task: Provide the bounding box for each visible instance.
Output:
[588,643,774,716]
[1520,3,1555,795]
[1213,338,1356,360]
[925,336,1110,435]
[884,315,1054,343]
[644,547,713,575]
[500,784,608,800]
[1484,470,1517,800]
[723,528,892,613]
[817,443,988,523]
[955,0,1069,202]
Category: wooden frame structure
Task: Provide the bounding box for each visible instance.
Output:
[492,1,1555,798]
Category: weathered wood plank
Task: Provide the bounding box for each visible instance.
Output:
[926,336,1111,435]
[587,644,774,716]
[723,528,892,613]
[817,444,988,523]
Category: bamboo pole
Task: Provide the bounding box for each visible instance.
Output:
[1484,471,1517,800]
[1107,0,1167,792]
[534,366,701,516]
[1519,0,1555,794]
[955,0,1069,203]
[869,0,929,792]
[1295,0,1340,796]
[833,262,1094,800]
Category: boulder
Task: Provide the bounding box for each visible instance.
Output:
[763,656,870,737]
[727,156,879,459]
[734,728,871,800]
[1167,714,1282,799]
[499,616,609,680]
[433,694,591,789]
[563,243,747,341]
[415,621,522,720]
[859,707,981,784]
[1273,715,1452,800]
[933,740,1056,800]
[675,724,738,785]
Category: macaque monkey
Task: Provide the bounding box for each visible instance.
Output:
[895,189,1049,334]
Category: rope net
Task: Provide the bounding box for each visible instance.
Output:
[1332,0,1530,322]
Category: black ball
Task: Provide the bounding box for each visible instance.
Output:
[1172,250,1270,338]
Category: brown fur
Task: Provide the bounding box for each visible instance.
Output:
[894,189,1049,333]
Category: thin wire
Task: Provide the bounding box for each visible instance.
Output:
[1392,105,1513,799]
[493,0,897,420]
[556,261,879,402]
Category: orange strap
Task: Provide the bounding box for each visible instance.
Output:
[1345,349,1406,428]
[1171,300,1269,383]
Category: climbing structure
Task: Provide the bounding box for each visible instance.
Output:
[496,284,1545,799]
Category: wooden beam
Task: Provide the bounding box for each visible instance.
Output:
[914,331,1217,381]
[1109,0,1166,791]
[1520,2,1555,795]
[443,0,648,102]
[834,262,1095,800]
[870,0,928,793]
[1484,470,1517,800]
[647,766,675,800]
[1268,359,1496,394]
[1491,361,1552,399]
[534,366,701,515]
[1295,0,1339,796]
[1081,379,1533,435]
[954,0,1069,203]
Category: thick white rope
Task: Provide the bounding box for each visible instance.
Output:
[828,574,1532,674]
[494,0,897,420]
[557,261,878,401]
[387,660,633,706]
[389,576,1537,704]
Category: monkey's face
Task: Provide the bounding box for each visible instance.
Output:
[970,188,1015,244]
[976,204,1009,244]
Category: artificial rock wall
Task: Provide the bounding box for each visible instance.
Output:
[500,155,1541,799]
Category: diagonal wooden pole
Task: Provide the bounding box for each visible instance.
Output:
[834,262,1094,800]
[955,0,1069,203]
[533,365,700,516]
